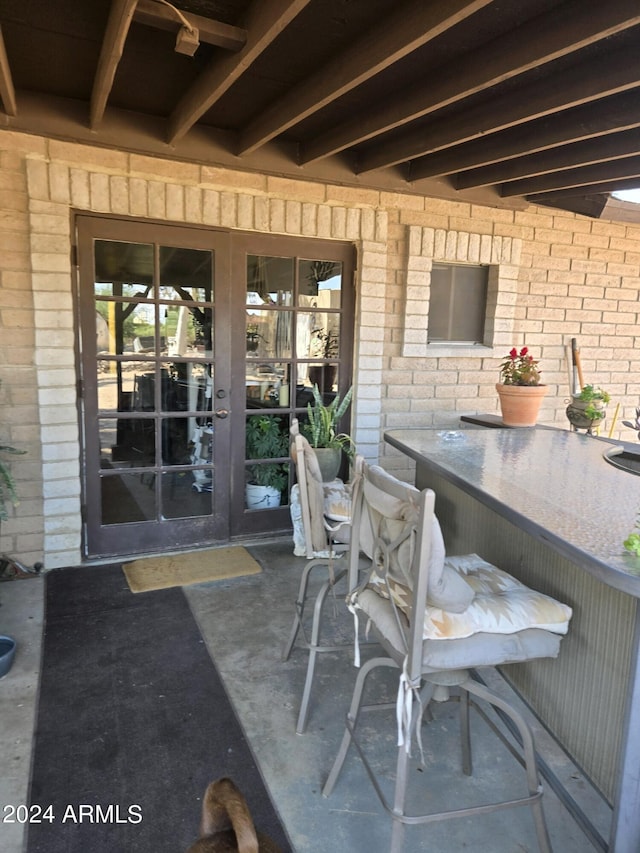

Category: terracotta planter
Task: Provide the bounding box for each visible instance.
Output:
[495,383,548,427]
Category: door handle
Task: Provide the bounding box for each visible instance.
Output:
[214,408,229,419]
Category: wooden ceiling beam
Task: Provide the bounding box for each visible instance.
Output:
[300,0,640,166]
[0,24,16,117]
[356,45,640,174]
[528,176,640,203]
[90,0,138,129]
[533,194,611,218]
[167,0,310,144]
[236,0,493,156]
[457,127,640,189]
[408,89,640,182]
[133,0,246,51]
[501,154,640,197]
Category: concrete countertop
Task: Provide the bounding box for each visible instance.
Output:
[385,427,640,598]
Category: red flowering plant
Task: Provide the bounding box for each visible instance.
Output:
[499,346,542,386]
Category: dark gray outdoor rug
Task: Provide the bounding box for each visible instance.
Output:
[26,564,291,852]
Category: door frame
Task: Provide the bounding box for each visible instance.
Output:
[228,231,356,539]
[75,215,356,557]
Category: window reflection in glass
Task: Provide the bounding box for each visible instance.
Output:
[101,472,156,524]
[99,418,155,468]
[247,255,293,306]
[246,362,290,408]
[307,364,339,395]
[245,310,292,359]
[162,471,213,518]
[94,240,154,297]
[158,362,213,413]
[161,416,194,466]
[295,312,340,361]
[162,304,213,355]
[97,360,151,412]
[96,301,158,356]
[298,260,342,306]
[159,246,213,301]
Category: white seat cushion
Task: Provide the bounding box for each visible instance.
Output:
[366,553,572,641]
[358,587,564,670]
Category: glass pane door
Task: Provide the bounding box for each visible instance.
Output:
[78,218,231,557]
[229,234,355,538]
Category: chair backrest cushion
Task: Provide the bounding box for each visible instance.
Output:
[291,431,327,552]
[291,426,353,552]
[359,465,474,613]
[323,479,352,522]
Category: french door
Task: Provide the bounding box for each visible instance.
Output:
[76,217,354,559]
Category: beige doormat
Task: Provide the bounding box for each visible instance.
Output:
[123,546,262,593]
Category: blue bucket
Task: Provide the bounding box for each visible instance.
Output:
[0,635,16,678]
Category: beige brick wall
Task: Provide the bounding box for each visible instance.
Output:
[0,136,43,567]
[0,132,638,566]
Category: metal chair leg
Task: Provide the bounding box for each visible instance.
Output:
[281,557,330,662]
[464,677,552,853]
[460,686,472,776]
[323,657,396,797]
[296,567,346,733]
[390,738,411,853]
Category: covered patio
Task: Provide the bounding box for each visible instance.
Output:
[2,536,611,852]
[2,3,640,851]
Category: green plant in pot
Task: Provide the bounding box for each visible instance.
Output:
[566,384,610,431]
[301,384,354,481]
[245,414,289,508]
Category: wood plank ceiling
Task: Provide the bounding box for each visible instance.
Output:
[1,0,640,217]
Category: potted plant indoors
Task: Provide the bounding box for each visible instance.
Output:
[301,384,354,481]
[566,384,610,432]
[496,346,548,427]
[245,414,290,509]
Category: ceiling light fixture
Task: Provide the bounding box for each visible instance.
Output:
[150,0,200,56]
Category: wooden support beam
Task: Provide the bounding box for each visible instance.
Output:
[90,0,138,129]
[300,0,640,165]
[133,0,246,51]
[408,89,640,182]
[356,45,640,174]
[502,153,640,197]
[0,24,16,117]
[528,176,640,203]
[535,194,611,218]
[167,0,310,145]
[237,0,493,156]
[457,127,640,189]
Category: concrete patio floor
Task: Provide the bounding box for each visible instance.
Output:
[1,539,612,852]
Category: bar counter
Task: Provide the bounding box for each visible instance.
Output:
[384,427,640,853]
